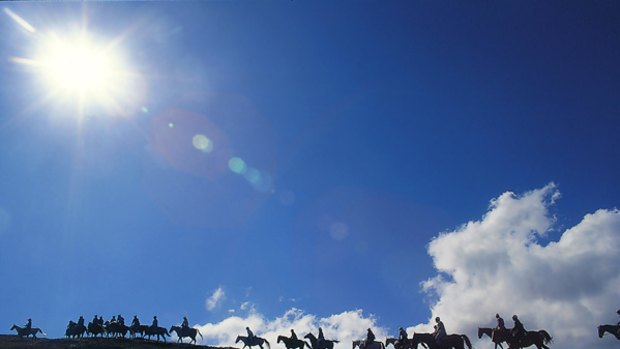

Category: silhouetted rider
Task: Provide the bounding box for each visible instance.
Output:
[496,314,505,330]
[247,326,255,339]
[77,316,85,327]
[318,327,325,348]
[434,317,446,346]
[290,329,298,341]
[24,318,32,330]
[118,314,125,326]
[365,328,376,349]
[511,315,525,343]
[182,316,189,330]
[131,315,141,327]
[152,316,159,329]
[398,327,408,348]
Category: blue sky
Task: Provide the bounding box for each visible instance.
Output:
[0,1,619,348]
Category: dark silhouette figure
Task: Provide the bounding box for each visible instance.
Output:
[87,316,105,338]
[305,332,340,349]
[65,318,86,339]
[412,332,472,349]
[598,324,620,340]
[277,334,308,349]
[10,324,45,338]
[506,330,552,349]
[352,339,384,349]
[510,315,526,345]
[145,325,170,342]
[171,325,203,344]
[478,327,505,349]
[152,316,159,328]
[386,337,418,349]
[237,334,271,349]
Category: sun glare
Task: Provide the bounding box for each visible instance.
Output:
[38,34,123,100]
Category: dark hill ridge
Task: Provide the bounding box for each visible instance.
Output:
[0,335,239,349]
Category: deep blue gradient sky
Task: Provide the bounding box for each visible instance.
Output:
[0,0,618,340]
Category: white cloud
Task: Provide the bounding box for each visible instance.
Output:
[195,308,388,349]
[414,183,620,349]
[206,287,226,311]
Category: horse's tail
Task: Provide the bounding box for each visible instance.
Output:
[539,330,552,344]
[197,328,203,339]
[37,328,47,336]
[265,338,271,349]
[461,335,472,349]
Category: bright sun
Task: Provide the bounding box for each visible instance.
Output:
[37,33,124,101]
[6,9,143,118]
[26,31,142,117]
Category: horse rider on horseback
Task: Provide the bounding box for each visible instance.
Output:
[24,318,32,330]
[131,315,141,327]
[182,316,190,329]
[110,315,117,324]
[511,315,526,344]
[290,329,298,341]
[118,314,125,326]
[365,328,376,349]
[77,316,85,327]
[434,317,446,346]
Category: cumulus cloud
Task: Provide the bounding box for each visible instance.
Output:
[195,308,387,349]
[414,183,620,349]
[207,287,226,311]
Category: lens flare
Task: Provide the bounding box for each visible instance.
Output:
[192,134,214,153]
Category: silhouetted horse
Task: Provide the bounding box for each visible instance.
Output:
[278,335,309,349]
[65,321,86,338]
[237,335,271,349]
[386,337,425,349]
[505,330,552,349]
[306,333,340,349]
[598,324,620,340]
[10,324,45,338]
[87,322,105,337]
[145,325,170,341]
[478,328,505,349]
[105,322,130,338]
[411,332,472,349]
[352,339,385,349]
[171,325,203,344]
[129,324,148,338]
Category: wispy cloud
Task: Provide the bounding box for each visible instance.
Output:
[414,183,620,349]
[206,287,226,311]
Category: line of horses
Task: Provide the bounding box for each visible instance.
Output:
[11,321,204,344]
[10,323,620,348]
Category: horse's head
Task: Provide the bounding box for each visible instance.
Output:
[10,324,17,331]
[598,325,604,338]
[236,335,243,343]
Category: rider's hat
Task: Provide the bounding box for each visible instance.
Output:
[512,315,518,320]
